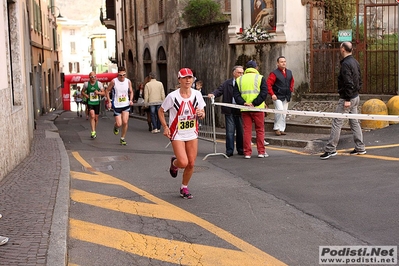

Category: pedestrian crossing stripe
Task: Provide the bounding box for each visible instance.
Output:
[70,151,287,265]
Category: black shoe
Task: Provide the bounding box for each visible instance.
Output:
[320,151,337,160]
[226,153,233,157]
[350,149,367,155]
[237,152,244,155]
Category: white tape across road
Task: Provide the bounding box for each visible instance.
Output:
[132,101,163,107]
[214,102,399,122]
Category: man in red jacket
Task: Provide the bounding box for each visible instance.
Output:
[266,56,294,136]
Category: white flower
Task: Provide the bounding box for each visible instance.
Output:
[237,24,273,42]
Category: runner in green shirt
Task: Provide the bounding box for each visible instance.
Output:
[81,72,105,139]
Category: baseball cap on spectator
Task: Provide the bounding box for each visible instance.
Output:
[246,60,257,69]
[178,68,194,78]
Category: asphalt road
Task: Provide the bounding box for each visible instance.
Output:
[56,110,399,265]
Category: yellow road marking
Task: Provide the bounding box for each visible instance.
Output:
[71,189,191,222]
[333,145,399,161]
[267,146,311,155]
[70,219,278,265]
[261,142,399,160]
[70,151,286,265]
[365,143,399,149]
[338,153,399,161]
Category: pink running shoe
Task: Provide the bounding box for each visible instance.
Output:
[180,187,193,199]
[169,157,178,178]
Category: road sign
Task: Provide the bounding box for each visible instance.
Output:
[338,29,352,42]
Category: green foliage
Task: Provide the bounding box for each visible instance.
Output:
[323,0,356,41]
[183,0,227,27]
[366,34,398,93]
[353,22,365,42]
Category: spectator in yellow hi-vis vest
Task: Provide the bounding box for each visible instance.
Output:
[233,60,268,159]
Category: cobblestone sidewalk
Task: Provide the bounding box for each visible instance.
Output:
[0,112,69,266]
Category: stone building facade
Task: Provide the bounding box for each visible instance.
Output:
[0,0,62,180]
[105,0,307,93]
[0,0,34,180]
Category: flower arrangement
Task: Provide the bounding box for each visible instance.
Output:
[237,24,273,42]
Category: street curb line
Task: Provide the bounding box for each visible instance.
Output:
[46,125,70,266]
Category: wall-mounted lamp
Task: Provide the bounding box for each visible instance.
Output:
[49,6,63,19]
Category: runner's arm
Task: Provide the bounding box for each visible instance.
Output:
[129,80,134,106]
[158,107,171,138]
[81,83,89,99]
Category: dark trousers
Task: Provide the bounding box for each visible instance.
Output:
[225,114,244,155]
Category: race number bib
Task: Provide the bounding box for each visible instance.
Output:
[178,115,196,130]
[118,95,128,103]
[89,92,99,102]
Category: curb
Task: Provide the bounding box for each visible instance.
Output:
[41,111,70,266]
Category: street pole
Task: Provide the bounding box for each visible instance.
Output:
[397,2,399,94]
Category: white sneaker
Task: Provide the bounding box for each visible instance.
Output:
[244,155,251,159]
[264,140,269,146]
[0,236,9,246]
[151,129,158,134]
[258,153,269,158]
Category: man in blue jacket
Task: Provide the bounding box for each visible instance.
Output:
[208,66,244,157]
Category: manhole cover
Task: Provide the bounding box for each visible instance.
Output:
[91,155,130,163]
[83,165,113,172]
[193,166,209,172]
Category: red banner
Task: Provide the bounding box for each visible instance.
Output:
[63,73,118,111]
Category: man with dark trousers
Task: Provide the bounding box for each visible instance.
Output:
[208,66,244,157]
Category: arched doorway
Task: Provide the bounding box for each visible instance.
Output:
[127,50,135,85]
[143,48,152,78]
[157,46,168,94]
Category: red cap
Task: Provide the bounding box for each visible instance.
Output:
[178,68,194,78]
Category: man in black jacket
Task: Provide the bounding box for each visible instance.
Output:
[208,66,244,157]
[320,42,366,159]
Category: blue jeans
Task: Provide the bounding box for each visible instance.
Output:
[225,114,244,155]
[150,105,161,130]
